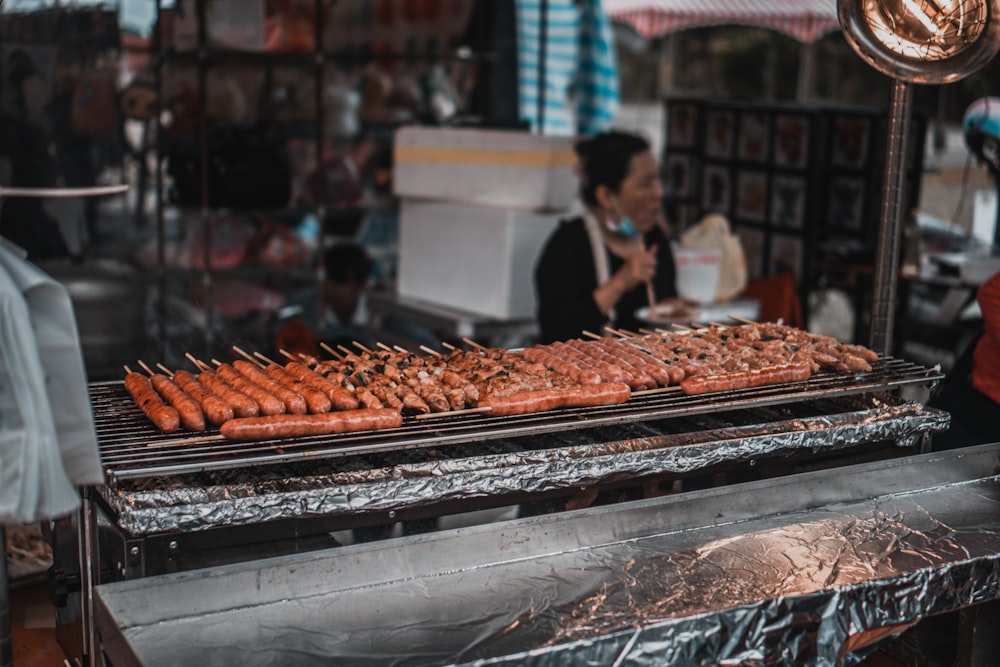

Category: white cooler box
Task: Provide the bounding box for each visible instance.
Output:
[393,126,577,211]
[397,199,560,319]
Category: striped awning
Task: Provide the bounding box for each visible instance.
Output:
[605,0,841,43]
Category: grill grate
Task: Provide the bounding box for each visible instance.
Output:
[92,357,942,484]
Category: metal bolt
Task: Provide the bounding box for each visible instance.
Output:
[168,540,178,551]
[388,510,396,519]
[129,546,140,558]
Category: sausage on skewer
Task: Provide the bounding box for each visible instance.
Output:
[220,408,402,441]
[196,369,260,418]
[146,372,206,431]
[232,360,308,415]
[172,370,235,425]
[123,368,180,433]
[282,361,360,411]
[214,362,287,416]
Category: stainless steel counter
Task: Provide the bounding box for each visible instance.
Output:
[94,443,1000,666]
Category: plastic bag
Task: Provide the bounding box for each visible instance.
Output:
[680,213,748,302]
[0,249,86,522]
[0,239,104,521]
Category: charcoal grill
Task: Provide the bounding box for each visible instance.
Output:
[57,355,949,664]
[91,356,941,481]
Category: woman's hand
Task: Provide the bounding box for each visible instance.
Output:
[593,244,658,316]
[616,244,658,291]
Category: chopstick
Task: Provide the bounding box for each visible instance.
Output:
[641,239,656,311]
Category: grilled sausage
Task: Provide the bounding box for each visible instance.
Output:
[679,362,812,395]
[124,371,180,433]
[220,409,403,441]
[197,370,260,418]
[172,370,235,425]
[479,383,631,417]
[148,373,206,431]
[283,361,360,411]
[232,360,308,415]
[215,363,286,416]
[261,364,332,414]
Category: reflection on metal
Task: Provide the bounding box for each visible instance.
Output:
[92,444,1000,666]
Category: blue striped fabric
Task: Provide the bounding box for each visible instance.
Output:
[576,0,620,135]
[516,0,619,136]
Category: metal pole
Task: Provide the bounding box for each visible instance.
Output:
[1,525,11,667]
[869,79,912,355]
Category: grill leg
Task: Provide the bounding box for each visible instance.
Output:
[1,525,10,667]
[80,490,98,667]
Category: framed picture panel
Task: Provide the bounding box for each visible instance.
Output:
[770,175,807,229]
[735,170,768,222]
[737,111,770,163]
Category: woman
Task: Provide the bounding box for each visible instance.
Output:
[534,130,676,344]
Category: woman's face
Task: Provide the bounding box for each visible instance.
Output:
[610,151,664,233]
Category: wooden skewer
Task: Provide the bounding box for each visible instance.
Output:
[637,328,659,336]
[420,345,443,357]
[211,358,224,367]
[604,327,637,338]
[631,386,684,397]
[233,345,264,367]
[148,434,229,448]
[441,341,457,351]
[157,363,175,376]
[375,342,394,352]
[462,337,488,351]
[278,349,296,361]
[123,364,134,375]
[353,341,374,354]
[728,315,757,325]
[185,352,209,371]
[136,360,157,376]
[320,342,342,359]
[253,351,281,366]
[671,323,695,331]
[641,238,656,313]
[336,344,354,357]
[393,345,411,354]
[413,406,493,420]
[581,330,603,340]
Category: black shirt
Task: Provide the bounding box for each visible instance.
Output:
[534,216,677,344]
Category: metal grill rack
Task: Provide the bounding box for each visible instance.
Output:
[92,357,942,484]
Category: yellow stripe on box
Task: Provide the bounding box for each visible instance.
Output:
[395,145,576,168]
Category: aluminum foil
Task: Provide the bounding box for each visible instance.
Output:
[96,400,948,536]
[93,445,1000,667]
[461,483,1000,667]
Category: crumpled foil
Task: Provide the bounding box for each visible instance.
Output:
[96,398,948,536]
[93,446,1000,667]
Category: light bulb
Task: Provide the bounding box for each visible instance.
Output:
[839,0,1000,84]
[863,0,987,61]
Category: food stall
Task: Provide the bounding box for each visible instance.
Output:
[8,2,1000,667]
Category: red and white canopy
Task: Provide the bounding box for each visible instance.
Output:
[605,0,841,44]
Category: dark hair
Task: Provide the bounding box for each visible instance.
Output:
[574,130,651,207]
[325,243,373,285]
